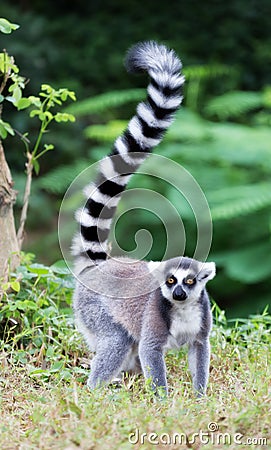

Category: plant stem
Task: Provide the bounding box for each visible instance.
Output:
[17,111,51,248]
[17,151,33,249]
[0,51,11,95]
[32,122,45,157]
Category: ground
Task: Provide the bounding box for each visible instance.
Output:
[0,316,270,450]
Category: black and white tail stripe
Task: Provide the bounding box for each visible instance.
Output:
[72,41,184,267]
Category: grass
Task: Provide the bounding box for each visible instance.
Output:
[0,259,270,449]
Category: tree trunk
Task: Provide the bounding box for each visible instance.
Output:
[0,140,20,280]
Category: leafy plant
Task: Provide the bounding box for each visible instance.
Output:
[183,64,236,111]
[204,88,271,120]
[65,88,145,116]
[0,18,19,34]
[0,256,84,381]
[0,18,76,275]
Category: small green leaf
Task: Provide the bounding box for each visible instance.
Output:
[44,111,53,121]
[0,122,7,139]
[68,91,76,101]
[0,52,19,74]
[5,95,16,104]
[28,96,42,107]
[35,144,55,161]
[0,94,4,103]
[44,144,54,151]
[0,119,14,138]
[10,281,20,292]
[50,361,63,372]
[29,109,41,118]
[50,260,71,275]
[41,84,53,93]
[44,144,55,152]
[0,18,19,34]
[27,264,50,275]
[54,112,75,123]
[16,97,31,110]
[60,91,68,101]
[51,98,61,106]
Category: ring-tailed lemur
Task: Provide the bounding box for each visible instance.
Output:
[72,41,216,396]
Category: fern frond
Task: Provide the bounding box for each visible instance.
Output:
[213,242,271,283]
[166,121,271,169]
[84,109,212,145]
[38,159,89,194]
[84,120,127,142]
[205,91,263,120]
[64,89,145,116]
[167,108,212,142]
[209,123,271,168]
[184,64,234,80]
[208,183,271,220]
[253,111,271,127]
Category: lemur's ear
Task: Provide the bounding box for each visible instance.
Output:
[198,262,216,282]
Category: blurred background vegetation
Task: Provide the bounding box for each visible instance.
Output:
[1,0,271,317]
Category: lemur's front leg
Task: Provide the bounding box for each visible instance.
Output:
[188,338,210,396]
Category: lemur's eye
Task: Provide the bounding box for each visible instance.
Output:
[166,276,177,286]
[184,277,195,286]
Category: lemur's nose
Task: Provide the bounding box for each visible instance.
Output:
[173,286,187,301]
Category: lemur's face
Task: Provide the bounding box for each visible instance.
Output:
[148,258,216,303]
[162,268,210,302]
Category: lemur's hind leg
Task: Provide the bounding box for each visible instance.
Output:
[87,326,134,389]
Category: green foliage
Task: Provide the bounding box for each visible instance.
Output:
[66,89,145,116]
[85,120,127,142]
[0,30,76,157]
[0,256,83,381]
[0,20,77,254]
[208,183,271,220]
[205,90,264,120]
[0,52,76,169]
[183,64,236,110]
[2,0,270,94]
[38,158,91,194]
[24,84,76,174]
[214,243,271,284]
[212,302,271,345]
[0,118,14,138]
[0,18,19,34]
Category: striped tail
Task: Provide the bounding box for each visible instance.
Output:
[72,41,184,268]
